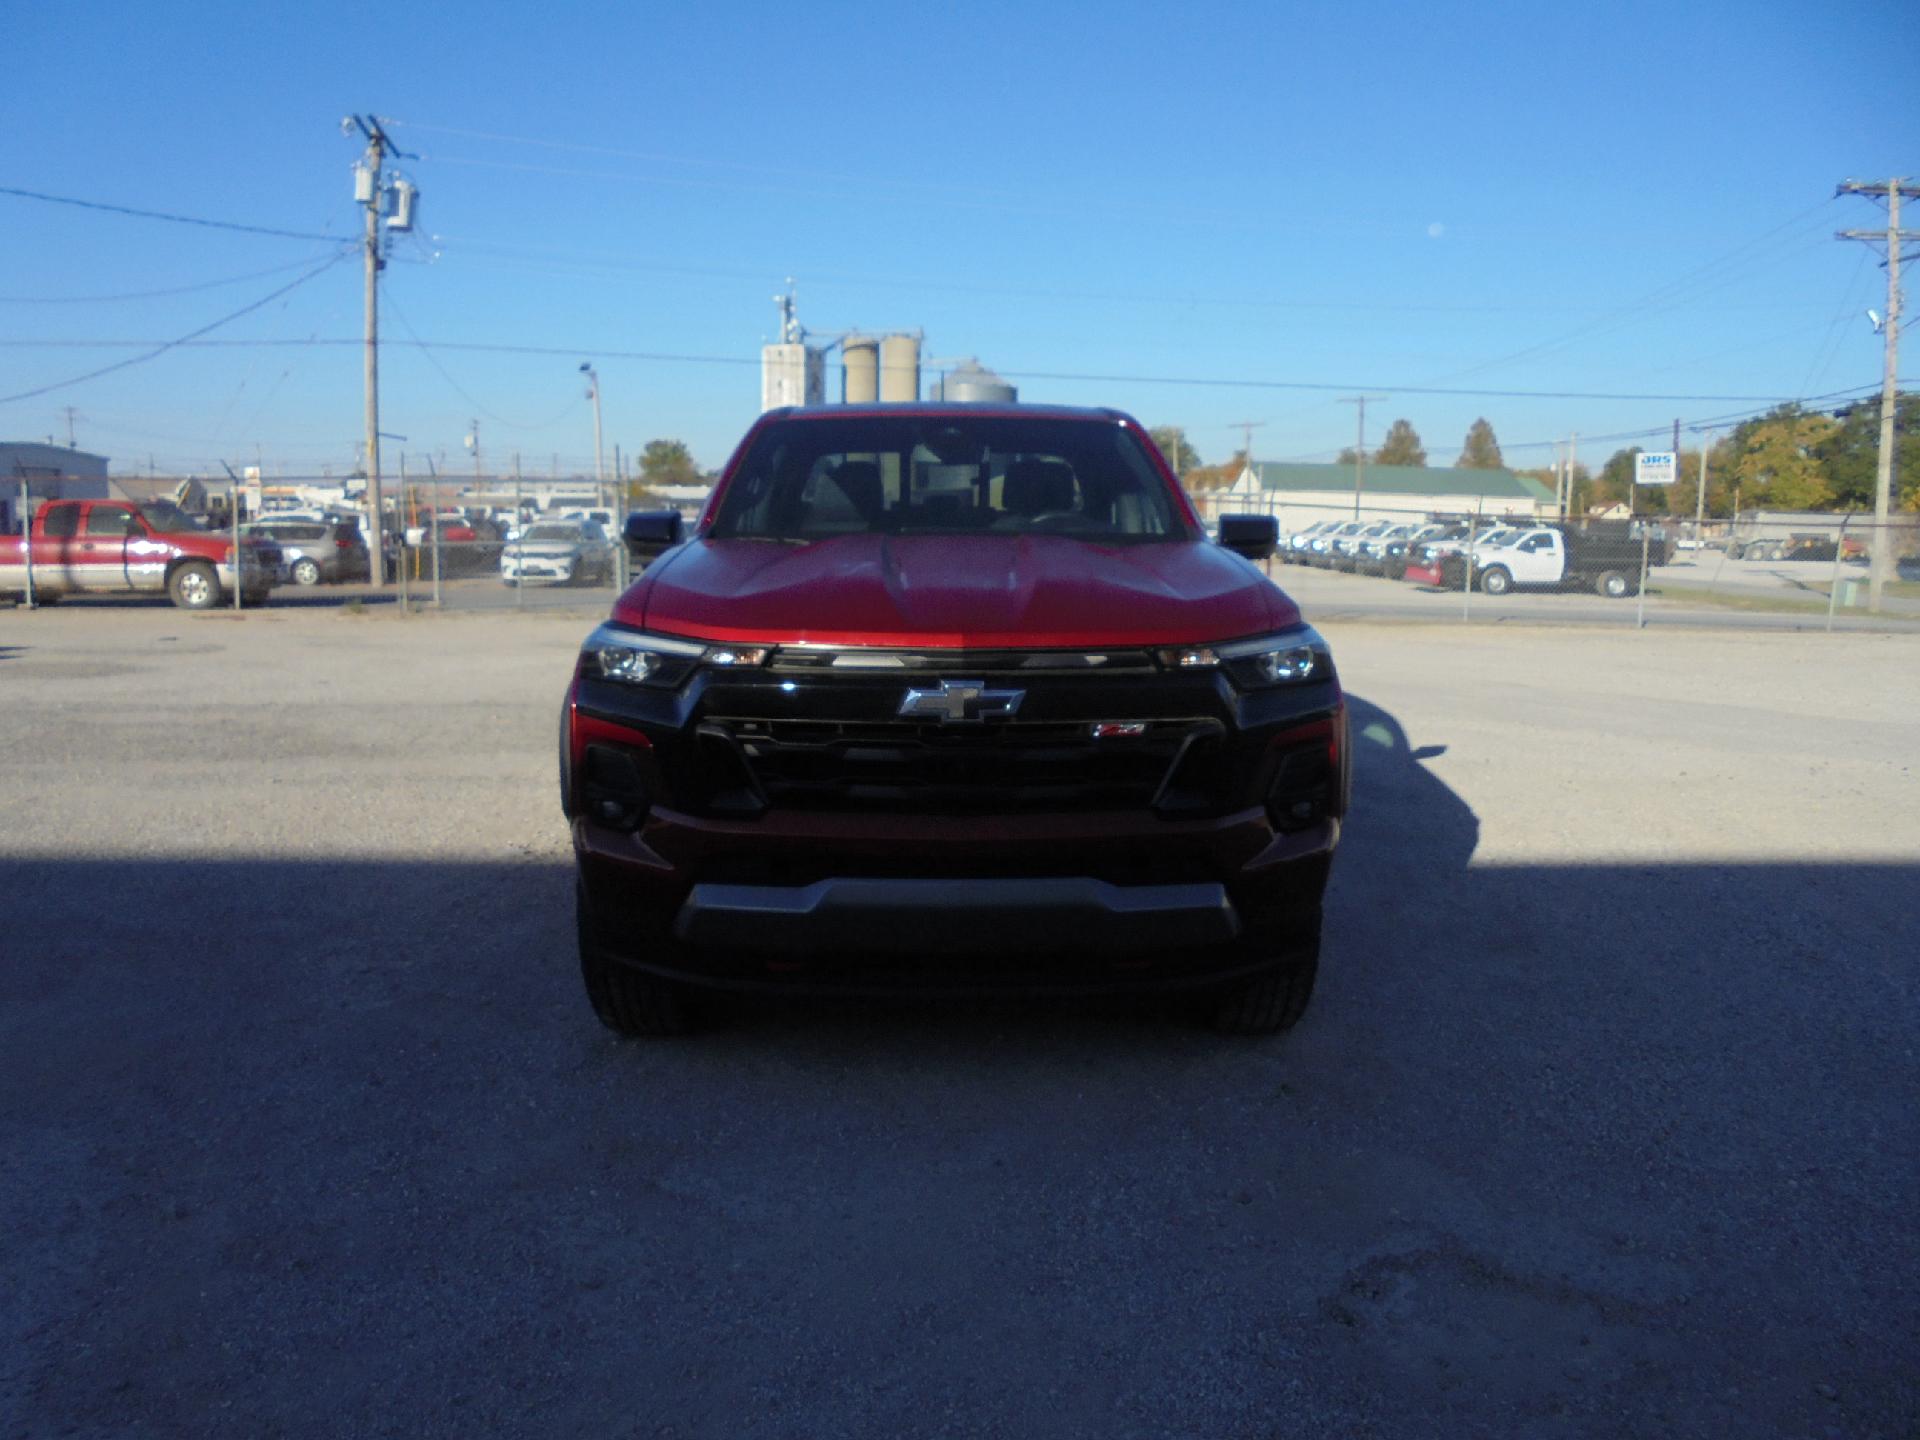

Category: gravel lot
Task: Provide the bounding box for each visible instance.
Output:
[3,605,1915,1438]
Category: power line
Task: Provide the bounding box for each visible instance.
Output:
[0,253,351,406]
[0,248,356,304]
[1413,199,1841,388]
[0,335,1855,405]
[0,185,350,244]
[383,289,583,432]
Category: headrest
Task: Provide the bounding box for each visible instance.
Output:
[1002,459,1076,517]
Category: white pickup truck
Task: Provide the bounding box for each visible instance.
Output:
[1471,525,1646,598]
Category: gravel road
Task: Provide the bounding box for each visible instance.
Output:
[3,605,1915,1438]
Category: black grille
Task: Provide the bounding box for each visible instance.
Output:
[702,716,1214,814]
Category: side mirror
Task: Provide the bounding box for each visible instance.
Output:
[1216,514,1278,561]
[622,510,684,562]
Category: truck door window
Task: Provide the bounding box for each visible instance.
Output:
[41,505,80,539]
[86,507,138,537]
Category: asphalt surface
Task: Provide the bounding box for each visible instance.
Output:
[2,607,1916,1438]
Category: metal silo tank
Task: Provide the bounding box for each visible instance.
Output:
[879,333,920,402]
[941,360,1017,404]
[842,336,879,404]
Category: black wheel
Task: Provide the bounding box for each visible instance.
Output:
[1212,950,1319,1036]
[291,558,321,587]
[577,882,695,1037]
[168,561,220,611]
[1480,565,1512,596]
[1595,569,1631,599]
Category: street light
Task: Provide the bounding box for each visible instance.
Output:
[580,363,604,486]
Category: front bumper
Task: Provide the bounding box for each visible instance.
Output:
[567,648,1344,993]
[676,876,1239,952]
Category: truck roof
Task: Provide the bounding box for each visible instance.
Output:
[762,402,1133,426]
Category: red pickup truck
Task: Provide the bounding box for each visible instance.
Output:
[562,403,1349,1038]
[1,498,281,609]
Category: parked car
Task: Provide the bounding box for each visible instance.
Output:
[1335,521,1398,572]
[410,515,503,575]
[501,520,616,586]
[1353,523,1418,576]
[1308,520,1366,567]
[244,519,370,586]
[1283,520,1338,562]
[563,402,1347,1037]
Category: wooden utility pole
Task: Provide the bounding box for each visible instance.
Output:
[1338,396,1386,518]
[1837,177,1918,613]
[350,115,391,587]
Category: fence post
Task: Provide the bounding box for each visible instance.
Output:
[431,488,443,609]
[1461,512,1478,622]
[1825,512,1855,633]
[1635,526,1651,629]
[18,479,34,609]
[231,487,242,612]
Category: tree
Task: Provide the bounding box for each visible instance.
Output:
[1374,419,1427,467]
[639,439,700,487]
[1595,448,1644,511]
[1335,447,1364,466]
[1454,418,1504,470]
[1148,426,1203,476]
[1183,449,1245,492]
[1816,391,1919,511]
[1730,408,1837,510]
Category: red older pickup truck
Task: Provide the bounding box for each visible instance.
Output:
[1,498,281,609]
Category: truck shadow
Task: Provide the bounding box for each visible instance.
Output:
[2,688,1913,1434]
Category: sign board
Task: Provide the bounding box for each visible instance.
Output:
[1635,451,1677,487]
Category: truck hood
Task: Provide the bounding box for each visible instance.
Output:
[617,534,1295,647]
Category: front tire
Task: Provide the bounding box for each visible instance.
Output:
[291,558,321,587]
[168,561,219,611]
[578,882,695,1037]
[1212,949,1318,1035]
[1479,565,1512,596]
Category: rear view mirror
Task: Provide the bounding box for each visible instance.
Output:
[1216,514,1278,561]
[622,511,683,562]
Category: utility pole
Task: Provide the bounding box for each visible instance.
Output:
[61,406,78,449]
[581,363,605,487]
[1695,427,1713,542]
[1337,396,1386,518]
[347,115,397,587]
[468,418,482,485]
[1568,432,1578,520]
[1837,177,1918,613]
[1227,420,1266,472]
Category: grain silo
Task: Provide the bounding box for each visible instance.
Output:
[933,359,1017,404]
[843,336,879,404]
[878,333,921,402]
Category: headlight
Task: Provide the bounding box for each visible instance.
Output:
[579,623,769,688]
[1155,627,1331,687]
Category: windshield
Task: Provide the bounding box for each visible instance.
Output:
[710,415,1192,543]
[524,525,579,543]
[141,499,207,534]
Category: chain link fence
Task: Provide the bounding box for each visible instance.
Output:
[1223,497,1920,627]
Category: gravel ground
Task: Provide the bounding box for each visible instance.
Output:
[2,605,1915,1438]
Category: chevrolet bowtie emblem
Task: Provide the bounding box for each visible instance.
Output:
[897,679,1025,724]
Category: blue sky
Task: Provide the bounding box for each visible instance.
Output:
[4,0,1915,480]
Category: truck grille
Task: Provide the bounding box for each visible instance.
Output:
[697,716,1223,815]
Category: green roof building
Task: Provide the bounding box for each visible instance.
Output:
[1206,461,1557,527]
